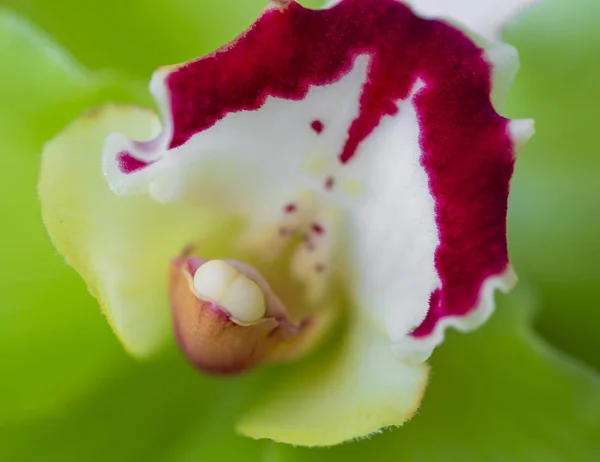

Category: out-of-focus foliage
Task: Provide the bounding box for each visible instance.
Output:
[505,0,600,371]
[0,0,265,78]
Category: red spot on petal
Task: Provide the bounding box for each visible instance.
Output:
[162,0,516,337]
[325,176,335,190]
[117,151,152,174]
[311,120,324,134]
[311,223,325,235]
[284,203,297,213]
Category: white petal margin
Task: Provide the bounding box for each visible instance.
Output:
[237,315,428,446]
[405,0,542,40]
[485,41,520,113]
[39,106,231,357]
[392,267,518,364]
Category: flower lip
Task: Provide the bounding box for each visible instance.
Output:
[170,256,300,375]
[169,247,334,375]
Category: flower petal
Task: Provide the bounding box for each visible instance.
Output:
[339,45,530,362]
[237,318,428,446]
[340,9,533,362]
[39,105,237,357]
[405,0,542,40]
[101,0,532,364]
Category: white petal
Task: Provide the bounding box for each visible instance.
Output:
[339,84,440,343]
[406,0,541,40]
[392,266,518,363]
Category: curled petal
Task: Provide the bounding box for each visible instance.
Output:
[39,106,236,356]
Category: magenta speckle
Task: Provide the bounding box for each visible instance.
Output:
[325,176,335,190]
[117,151,151,174]
[311,223,325,235]
[311,120,324,134]
[284,203,297,213]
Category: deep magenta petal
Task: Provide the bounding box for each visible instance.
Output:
[116,151,153,173]
[158,0,515,339]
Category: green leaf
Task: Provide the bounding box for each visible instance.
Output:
[0,352,270,461]
[505,0,600,370]
[271,289,600,461]
[0,0,269,78]
[0,9,145,424]
[0,1,328,79]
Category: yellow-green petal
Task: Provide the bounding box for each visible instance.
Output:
[39,105,232,357]
[238,317,428,446]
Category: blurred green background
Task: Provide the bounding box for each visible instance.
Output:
[0,0,598,460]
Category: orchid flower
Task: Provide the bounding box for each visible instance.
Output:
[35,0,539,446]
[2,0,598,458]
[1,0,600,457]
